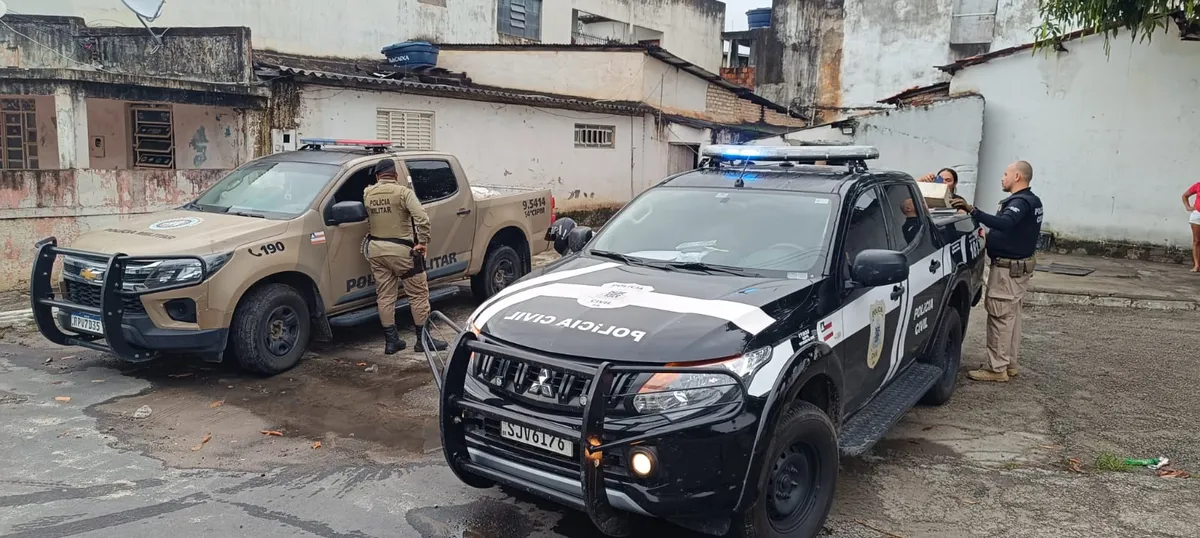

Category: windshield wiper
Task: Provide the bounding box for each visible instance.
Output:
[667,261,757,277]
[227,210,266,219]
[589,250,642,265]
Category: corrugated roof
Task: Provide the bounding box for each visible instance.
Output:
[936,28,1097,73]
[254,52,648,116]
[435,43,798,116]
[877,82,951,105]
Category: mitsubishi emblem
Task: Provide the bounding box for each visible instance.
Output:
[526,368,554,398]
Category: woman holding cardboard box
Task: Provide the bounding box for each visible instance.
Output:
[918,168,967,203]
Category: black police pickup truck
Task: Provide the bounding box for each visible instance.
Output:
[419,145,986,538]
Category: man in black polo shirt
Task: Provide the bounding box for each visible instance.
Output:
[951,161,1043,382]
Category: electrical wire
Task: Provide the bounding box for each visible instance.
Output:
[0,19,116,73]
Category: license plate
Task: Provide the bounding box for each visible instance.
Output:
[69,312,103,334]
[500,421,574,457]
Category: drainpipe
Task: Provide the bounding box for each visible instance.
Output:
[628,0,634,43]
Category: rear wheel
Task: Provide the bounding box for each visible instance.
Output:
[230,283,310,375]
[920,308,964,406]
[471,245,524,301]
[730,402,838,538]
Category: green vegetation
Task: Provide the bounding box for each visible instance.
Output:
[1034,0,1199,54]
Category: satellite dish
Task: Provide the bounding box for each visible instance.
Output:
[121,0,165,22]
[0,1,8,19]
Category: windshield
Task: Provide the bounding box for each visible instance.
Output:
[588,187,836,276]
[190,161,340,218]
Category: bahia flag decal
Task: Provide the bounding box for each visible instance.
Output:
[310,231,326,245]
[820,320,835,342]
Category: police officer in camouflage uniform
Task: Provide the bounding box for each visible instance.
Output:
[362,159,448,354]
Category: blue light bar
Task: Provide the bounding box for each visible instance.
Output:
[298,138,393,147]
[703,144,879,162]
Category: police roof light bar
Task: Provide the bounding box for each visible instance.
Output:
[298,138,394,152]
[702,144,880,162]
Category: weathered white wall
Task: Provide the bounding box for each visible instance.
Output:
[753,95,986,201]
[951,26,1200,246]
[542,0,725,71]
[438,50,710,114]
[437,50,647,102]
[296,86,638,203]
[760,0,1044,112]
[86,98,127,169]
[8,0,498,59]
[173,104,244,170]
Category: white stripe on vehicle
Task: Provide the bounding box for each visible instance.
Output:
[748,340,806,397]
[882,248,945,385]
[474,282,776,335]
[469,262,620,326]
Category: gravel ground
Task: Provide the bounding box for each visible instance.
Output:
[0,293,1197,537]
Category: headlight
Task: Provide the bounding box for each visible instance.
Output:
[140,252,233,290]
[632,346,773,415]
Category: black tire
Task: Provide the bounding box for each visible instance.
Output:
[230,283,310,375]
[730,402,838,538]
[471,245,524,302]
[920,308,964,406]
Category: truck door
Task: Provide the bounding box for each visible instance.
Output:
[403,158,476,281]
[321,162,379,309]
[879,183,948,366]
[836,186,908,412]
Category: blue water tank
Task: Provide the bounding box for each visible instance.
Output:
[747,8,772,29]
[381,41,440,69]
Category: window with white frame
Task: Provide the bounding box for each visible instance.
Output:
[130,103,175,168]
[376,109,435,150]
[574,124,615,148]
[2,99,38,169]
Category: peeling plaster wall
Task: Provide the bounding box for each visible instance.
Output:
[754,95,986,202]
[759,0,1043,115]
[0,169,227,290]
[174,104,243,170]
[85,98,127,169]
[293,85,707,206]
[950,26,1200,246]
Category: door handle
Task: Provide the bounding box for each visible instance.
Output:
[891,284,904,301]
[929,259,941,273]
[456,208,471,216]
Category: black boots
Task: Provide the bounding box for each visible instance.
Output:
[383,325,406,355]
[414,326,448,353]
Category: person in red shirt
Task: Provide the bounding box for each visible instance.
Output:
[1183,182,1200,272]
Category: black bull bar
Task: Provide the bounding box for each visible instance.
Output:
[29,237,209,362]
[420,311,749,537]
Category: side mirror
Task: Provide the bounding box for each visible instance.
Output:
[330,201,367,224]
[546,218,577,256]
[850,249,908,288]
[567,226,594,253]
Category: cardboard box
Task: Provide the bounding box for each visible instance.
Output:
[918,181,953,209]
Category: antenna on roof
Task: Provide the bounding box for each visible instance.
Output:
[121,0,166,51]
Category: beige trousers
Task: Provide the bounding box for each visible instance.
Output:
[985,262,1034,373]
[369,254,431,328]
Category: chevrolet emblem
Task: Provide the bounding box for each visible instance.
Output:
[79,267,103,282]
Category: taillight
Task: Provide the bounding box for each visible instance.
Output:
[550,196,557,224]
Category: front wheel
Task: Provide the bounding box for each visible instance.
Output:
[230,283,311,375]
[471,245,524,301]
[920,307,964,406]
[730,402,838,538]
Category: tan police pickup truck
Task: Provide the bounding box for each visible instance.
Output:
[30,139,554,375]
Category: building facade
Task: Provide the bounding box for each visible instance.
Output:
[7,0,726,72]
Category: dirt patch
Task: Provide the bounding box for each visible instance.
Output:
[90,349,440,471]
[0,290,28,312]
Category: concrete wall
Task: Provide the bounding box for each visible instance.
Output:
[294,86,708,205]
[7,0,497,60]
[0,169,227,290]
[174,104,246,170]
[753,95,986,202]
[437,50,710,113]
[542,0,726,71]
[950,26,1200,247]
[758,0,1042,116]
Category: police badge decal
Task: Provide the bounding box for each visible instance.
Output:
[867,300,886,369]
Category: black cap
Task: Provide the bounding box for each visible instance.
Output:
[375,159,396,175]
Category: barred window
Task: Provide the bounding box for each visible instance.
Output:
[2,99,38,169]
[376,109,435,150]
[130,103,175,169]
[574,124,615,148]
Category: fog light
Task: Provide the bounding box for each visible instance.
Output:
[630,449,655,477]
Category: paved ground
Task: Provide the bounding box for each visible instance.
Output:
[1,274,1198,537]
[1029,253,1200,309]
